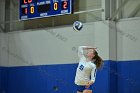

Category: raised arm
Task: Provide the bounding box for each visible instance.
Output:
[78,46,87,58]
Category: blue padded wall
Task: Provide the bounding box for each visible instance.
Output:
[117,60,140,93]
[0,67,8,93]
[7,61,110,93]
[109,61,118,93]
[1,60,140,93]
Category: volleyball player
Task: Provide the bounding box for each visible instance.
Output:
[75,46,103,93]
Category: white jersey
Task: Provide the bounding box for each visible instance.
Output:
[75,46,97,85]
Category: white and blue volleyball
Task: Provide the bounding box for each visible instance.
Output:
[73,21,83,31]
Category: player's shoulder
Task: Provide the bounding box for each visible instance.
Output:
[90,62,96,68]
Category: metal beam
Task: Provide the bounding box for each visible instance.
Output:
[4,0,11,32]
[111,0,129,21]
[110,0,116,17]
[74,8,104,15]
[11,0,16,7]
[116,0,123,19]
[0,25,4,32]
[128,3,140,18]
[102,0,110,20]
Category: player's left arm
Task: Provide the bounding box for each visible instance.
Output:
[90,67,97,85]
[85,67,96,89]
[86,67,97,88]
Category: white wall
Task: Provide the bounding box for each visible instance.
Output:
[0,22,109,66]
[117,17,140,61]
[1,17,140,66]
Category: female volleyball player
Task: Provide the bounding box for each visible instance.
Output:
[75,46,103,93]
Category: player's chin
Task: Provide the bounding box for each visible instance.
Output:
[85,85,90,88]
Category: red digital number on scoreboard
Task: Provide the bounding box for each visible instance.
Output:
[62,1,68,9]
[22,8,28,15]
[22,7,35,15]
[23,0,32,4]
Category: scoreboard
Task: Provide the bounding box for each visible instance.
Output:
[19,0,72,20]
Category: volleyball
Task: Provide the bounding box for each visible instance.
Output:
[73,21,83,31]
